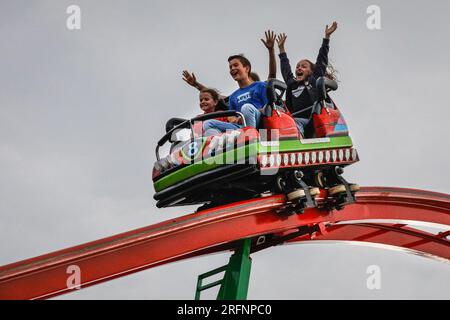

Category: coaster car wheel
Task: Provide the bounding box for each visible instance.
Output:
[328,184,346,196]
[276,175,288,193]
[287,189,306,201]
[350,184,360,192]
[314,171,326,188]
[309,187,320,197]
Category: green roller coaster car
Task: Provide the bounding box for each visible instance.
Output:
[152,79,359,212]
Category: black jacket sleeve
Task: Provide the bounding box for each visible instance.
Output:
[313,38,330,77]
[278,52,296,87]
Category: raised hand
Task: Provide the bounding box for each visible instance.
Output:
[325,21,338,39]
[261,30,276,51]
[182,70,197,87]
[276,33,287,53]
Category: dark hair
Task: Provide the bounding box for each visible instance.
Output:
[200,88,220,101]
[304,59,338,81]
[228,54,252,74]
[200,88,228,111]
[249,72,260,81]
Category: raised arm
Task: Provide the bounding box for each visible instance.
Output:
[182,70,207,91]
[276,33,295,86]
[182,70,227,100]
[260,30,277,79]
[325,21,338,40]
[314,22,337,77]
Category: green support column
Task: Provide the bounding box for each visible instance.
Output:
[217,238,252,300]
[195,238,252,300]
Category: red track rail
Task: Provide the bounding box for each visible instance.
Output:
[288,223,450,261]
[0,187,449,299]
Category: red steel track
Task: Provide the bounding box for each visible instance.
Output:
[0,186,449,299]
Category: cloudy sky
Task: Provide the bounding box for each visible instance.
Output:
[0,0,449,299]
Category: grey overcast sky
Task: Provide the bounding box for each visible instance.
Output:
[0,0,449,299]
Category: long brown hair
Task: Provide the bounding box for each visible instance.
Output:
[305,59,338,81]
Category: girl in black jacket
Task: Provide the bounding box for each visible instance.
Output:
[276,22,338,137]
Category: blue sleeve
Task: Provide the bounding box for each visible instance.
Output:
[260,82,269,106]
[229,94,236,111]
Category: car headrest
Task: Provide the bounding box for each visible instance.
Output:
[266,79,287,105]
[316,77,338,101]
[165,117,187,133]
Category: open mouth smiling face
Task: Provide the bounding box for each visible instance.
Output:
[230,69,239,79]
[296,60,312,82]
[229,59,248,81]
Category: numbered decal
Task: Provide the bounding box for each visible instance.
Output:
[181,138,205,161]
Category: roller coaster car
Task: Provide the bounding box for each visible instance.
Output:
[153,78,359,212]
